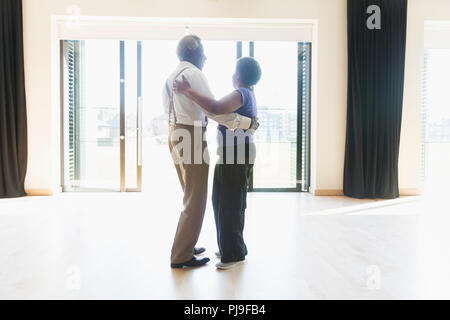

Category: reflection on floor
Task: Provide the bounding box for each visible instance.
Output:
[0,191,448,299]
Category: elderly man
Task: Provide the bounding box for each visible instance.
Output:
[164,35,258,268]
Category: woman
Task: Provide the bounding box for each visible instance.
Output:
[173,56,262,270]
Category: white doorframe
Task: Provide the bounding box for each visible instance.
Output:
[50,16,319,194]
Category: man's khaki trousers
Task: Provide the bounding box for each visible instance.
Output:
[168,124,209,264]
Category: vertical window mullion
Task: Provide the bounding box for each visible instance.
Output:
[248,41,255,191]
[237,41,242,59]
[297,42,312,192]
[120,41,126,192]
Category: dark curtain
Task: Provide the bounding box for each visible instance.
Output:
[0,0,28,198]
[344,0,407,199]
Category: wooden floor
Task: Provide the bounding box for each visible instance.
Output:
[0,190,449,300]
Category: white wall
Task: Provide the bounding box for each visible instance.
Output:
[22,0,450,195]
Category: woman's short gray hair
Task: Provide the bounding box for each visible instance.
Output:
[176,35,202,60]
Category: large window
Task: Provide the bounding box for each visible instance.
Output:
[61,39,312,192]
[202,40,312,191]
[61,40,142,191]
[422,49,450,192]
[232,41,312,192]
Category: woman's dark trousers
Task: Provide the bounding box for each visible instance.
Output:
[212,143,255,263]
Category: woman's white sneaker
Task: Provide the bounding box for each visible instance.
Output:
[215,260,245,270]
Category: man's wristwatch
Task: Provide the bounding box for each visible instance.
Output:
[248,117,260,131]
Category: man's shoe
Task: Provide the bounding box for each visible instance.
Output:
[216,259,245,270]
[171,257,210,269]
[194,247,206,255]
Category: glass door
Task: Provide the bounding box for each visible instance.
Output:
[240,41,312,192]
[61,40,142,192]
[423,49,450,193]
[123,40,143,192]
[61,38,311,193]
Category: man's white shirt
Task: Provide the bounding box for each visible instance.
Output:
[162,61,251,130]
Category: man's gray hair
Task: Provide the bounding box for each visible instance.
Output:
[176,35,202,60]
